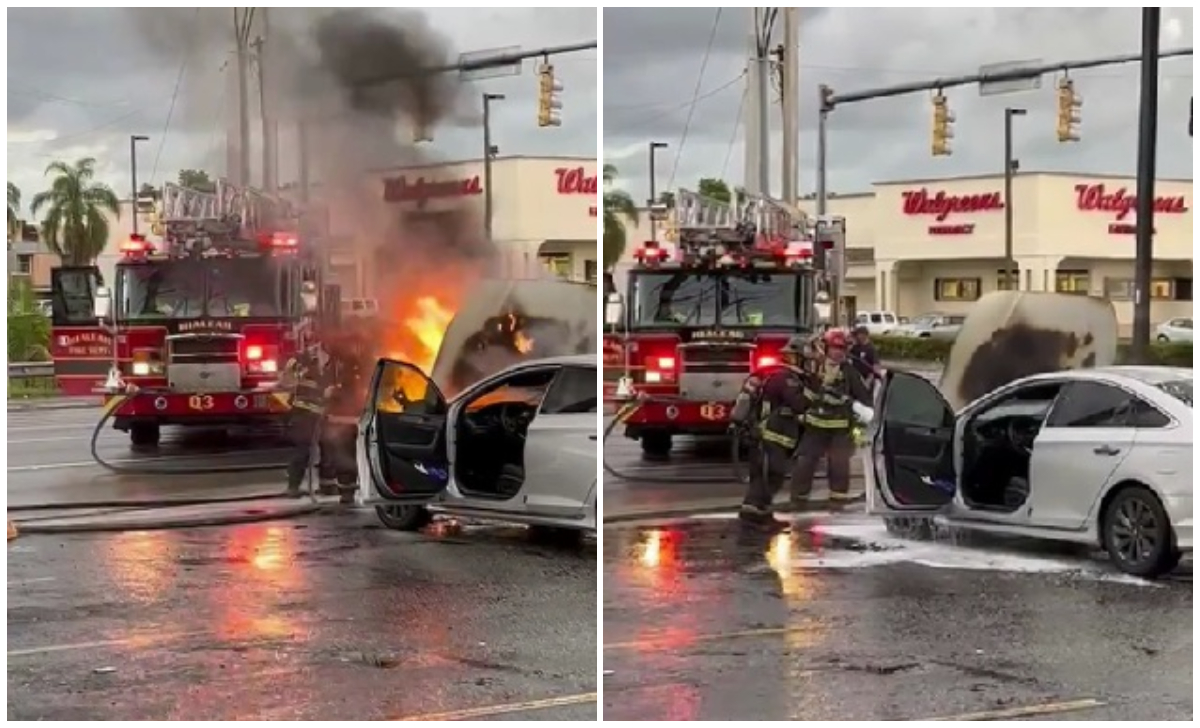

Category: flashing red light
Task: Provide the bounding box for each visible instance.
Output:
[268,232,299,249]
[652,356,675,370]
[245,345,264,361]
[120,235,152,255]
[756,355,779,369]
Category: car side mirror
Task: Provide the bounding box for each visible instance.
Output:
[94,286,112,321]
[604,293,625,328]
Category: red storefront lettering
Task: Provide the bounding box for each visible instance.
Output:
[928,224,976,236]
[382,175,483,206]
[901,188,1005,221]
[1074,183,1189,221]
[555,166,598,196]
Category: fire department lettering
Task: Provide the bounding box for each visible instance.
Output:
[188,395,215,411]
[692,329,747,341]
[700,402,728,421]
[178,320,235,333]
[57,332,112,357]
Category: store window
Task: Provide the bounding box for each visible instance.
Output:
[934,277,981,302]
[995,268,1019,291]
[16,254,32,275]
[1102,277,1193,301]
[584,260,598,285]
[540,253,572,279]
[1055,270,1090,295]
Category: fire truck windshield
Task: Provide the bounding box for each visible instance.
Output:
[630,270,810,329]
[118,258,285,320]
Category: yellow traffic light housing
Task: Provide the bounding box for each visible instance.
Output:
[537,63,563,128]
[931,92,954,157]
[1056,78,1082,143]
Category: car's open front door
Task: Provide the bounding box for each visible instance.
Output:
[356,358,453,506]
[867,370,958,513]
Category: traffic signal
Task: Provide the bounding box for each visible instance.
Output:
[537,62,563,128]
[1056,78,1082,143]
[931,92,954,156]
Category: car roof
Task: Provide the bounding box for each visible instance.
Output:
[1023,365,1191,386]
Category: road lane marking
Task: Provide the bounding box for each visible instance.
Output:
[393,692,597,721]
[926,698,1105,721]
[8,436,93,445]
[8,451,287,472]
[7,576,55,586]
[7,630,209,658]
[605,625,820,651]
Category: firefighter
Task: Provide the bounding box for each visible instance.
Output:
[790,328,874,509]
[323,329,371,503]
[731,335,810,530]
[280,343,334,498]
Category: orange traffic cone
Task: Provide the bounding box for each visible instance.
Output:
[7,520,17,541]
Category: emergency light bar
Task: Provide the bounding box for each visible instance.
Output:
[120,235,154,257]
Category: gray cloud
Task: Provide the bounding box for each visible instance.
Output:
[8,8,596,212]
[603,8,1194,203]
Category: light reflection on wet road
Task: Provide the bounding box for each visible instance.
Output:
[602,516,1192,721]
[7,407,596,721]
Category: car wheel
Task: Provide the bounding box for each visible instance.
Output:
[640,432,672,457]
[375,505,433,531]
[1156,334,1169,343]
[1101,486,1178,579]
[529,525,584,547]
[129,423,160,448]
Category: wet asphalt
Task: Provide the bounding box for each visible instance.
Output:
[7,406,597,721]
[602,515,1192,721]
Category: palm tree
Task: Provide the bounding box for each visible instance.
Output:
[603,164,639,270]
[7,182,21,239]
[30,158,121,266]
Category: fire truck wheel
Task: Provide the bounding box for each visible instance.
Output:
[375,505,433,532]
[129,423,161,449]
[640,433,673,458]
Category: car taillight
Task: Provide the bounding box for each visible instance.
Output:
[130,348,164,376]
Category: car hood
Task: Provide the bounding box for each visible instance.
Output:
[938,291,1119,411]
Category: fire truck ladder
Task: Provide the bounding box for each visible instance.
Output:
[155,180,299,254]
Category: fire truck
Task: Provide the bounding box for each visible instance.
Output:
[603,189,821,456]
[49,180,334,446]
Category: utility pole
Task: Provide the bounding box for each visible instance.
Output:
[482,92,505,244]
[779,8,799,206]
[232,8,254,187]
[1131,8,1162,363]
[253,9,277,191]
[129,135,149,236]
[1003,107,1026,291]
[744,9,776,197]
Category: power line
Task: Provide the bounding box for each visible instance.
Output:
[608,74,744,123]
[720,87,747,181]
[148,8,201,186]
[667,8,723,191]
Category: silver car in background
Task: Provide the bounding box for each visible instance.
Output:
[893,312,965,340]
[1155,317,1193,343]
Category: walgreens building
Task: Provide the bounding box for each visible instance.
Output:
[797,172,1193,332]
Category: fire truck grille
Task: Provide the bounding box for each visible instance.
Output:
[680,344,752,373]
[169,336,240,363]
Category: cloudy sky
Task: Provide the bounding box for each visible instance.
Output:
[603,8,1194,204]
[7,8,597,217]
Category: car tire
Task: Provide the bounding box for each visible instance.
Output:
[641,433,672,457]
[1101,486,1178,579]
[375,505,433,532]
[1156,334,1170,343]
[129,423,160,448]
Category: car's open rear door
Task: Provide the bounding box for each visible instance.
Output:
[356,358,453,507]
[866,370,959,513]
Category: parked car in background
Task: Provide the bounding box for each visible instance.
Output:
[1155,317,1193,343]
[854,310,900,336]
[893,312,966,340]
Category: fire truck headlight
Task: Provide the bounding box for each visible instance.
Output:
[258,359,278,374]
[645,371,662,383]
[132,361,151,376]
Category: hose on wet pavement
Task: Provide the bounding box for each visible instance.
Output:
[7,392,327,535]
[602,397,750,485]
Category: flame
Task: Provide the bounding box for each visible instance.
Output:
[389,295,455,374]
[514,330,535,355]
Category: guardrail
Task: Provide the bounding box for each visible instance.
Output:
[9,362,54,379]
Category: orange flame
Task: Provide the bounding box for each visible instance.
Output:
[388,295,455,374]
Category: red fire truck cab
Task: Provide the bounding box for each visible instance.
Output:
[49,180,330,447]
[603,189,821,456]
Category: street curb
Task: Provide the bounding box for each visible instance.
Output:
[8,398,102,411]
[604,492,866,525]
[11,498,339,534]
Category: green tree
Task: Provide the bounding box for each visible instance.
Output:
[657,190,676,209]
[697,177,732,204]
[603,164,639,270]
[30,157,121,267]
[8,279,50,362]
[7,182,21,239]
[178,168,216,192]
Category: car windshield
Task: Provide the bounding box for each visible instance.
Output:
[119,258,284,320]
[910,314,940,326]
[630,271,810,329]
[1156,380,1192,406]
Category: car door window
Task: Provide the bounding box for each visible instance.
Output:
[884,373,954,428]
[374,361,445,416]
[539,365,597,415]
[464,367,559,413]
[870,313,882,324]
[1045,381,1137,428]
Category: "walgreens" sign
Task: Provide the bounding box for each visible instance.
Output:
[1074,183,1190,235]
[901,188,1005,235]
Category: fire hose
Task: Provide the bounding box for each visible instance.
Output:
[8,390,325,535]
[602,396,751,485]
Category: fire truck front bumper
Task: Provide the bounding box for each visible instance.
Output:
[615,397,736,438]
[105,389,293,425]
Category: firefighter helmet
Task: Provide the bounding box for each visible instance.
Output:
[822,328,849,349]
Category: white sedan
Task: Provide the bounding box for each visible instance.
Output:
[866,366,1192,579]
[356,354,597,536]
[1155,317,1193,343]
